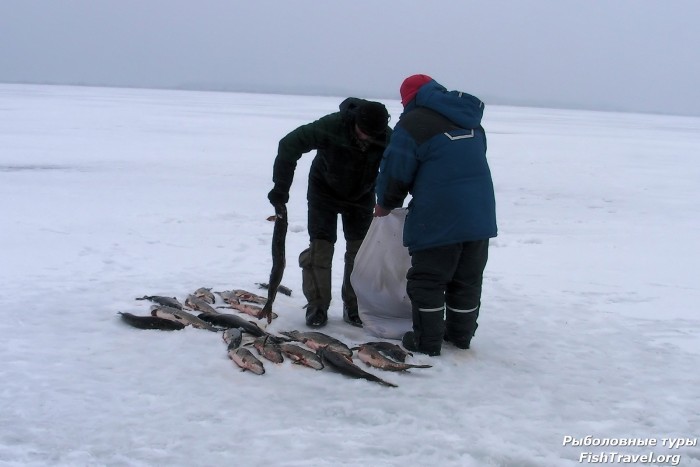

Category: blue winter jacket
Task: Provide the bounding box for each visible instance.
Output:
[376,80,497,252]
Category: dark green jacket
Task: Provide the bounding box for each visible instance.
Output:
[272,98,392,208]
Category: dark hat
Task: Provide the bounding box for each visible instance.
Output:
[356,101,389,137]
[400,74,432,106]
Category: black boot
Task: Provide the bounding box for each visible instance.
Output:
[444,305,479,350]
[305,306,328,328]
[341,239,363,328]
[402,305,444,356]
[342,304,362,327]
[402,331,440,356]
[443,333,471,349]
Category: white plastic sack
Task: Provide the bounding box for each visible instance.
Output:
[351,208,412,339]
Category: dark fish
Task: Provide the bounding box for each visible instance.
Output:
[222,328,243,350]
[360,341,413,363]
[135,295,184,310]
[278,330,353,357]
[354,344,432,372]
[318,347,397,388]
[279,343,324,370]
[261,204,288,323]
[118,312,185,331]
[257,282,292,297]
[197,312,267,337]
[228,347,265,375]
[252,335,284,364]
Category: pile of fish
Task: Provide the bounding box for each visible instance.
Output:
[118,286,431,388]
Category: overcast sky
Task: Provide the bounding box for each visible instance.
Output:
[1,1,699,116]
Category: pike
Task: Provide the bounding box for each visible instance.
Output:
[228,347,265,375]
[251,335,284,364]
[118,312,185,331]
[135,295,184,310]
[197,311,267,337]
[353,344,432,372]
[150,305,222,332]
[318,347,397,388]
[192,287,216,304]
[361,341,413,363]
[222,328,243,350]
[261,203,288,323]
[278,330,353,358]
[185,294,219,314]
[279,343,324,370]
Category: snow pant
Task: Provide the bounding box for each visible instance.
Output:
[406,239,489,352]
[299,201,373,311]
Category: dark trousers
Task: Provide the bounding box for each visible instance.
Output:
[307,202,373,243]
[406,239,489,350]
[299,201,372,310]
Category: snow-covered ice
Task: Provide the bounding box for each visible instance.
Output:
[1,83,698,466]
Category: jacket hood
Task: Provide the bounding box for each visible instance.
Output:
[413,81,484,129]
[339,97,363,114]
[339,97,390,141]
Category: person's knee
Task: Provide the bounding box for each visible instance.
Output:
[344,239,363,262]
[298,248,312,268]
[310,239,334,268]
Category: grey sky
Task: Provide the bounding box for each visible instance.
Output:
[1,1,699,116]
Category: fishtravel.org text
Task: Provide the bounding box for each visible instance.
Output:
[563,436,696,465]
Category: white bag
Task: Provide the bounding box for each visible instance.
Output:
[351,208,413,339]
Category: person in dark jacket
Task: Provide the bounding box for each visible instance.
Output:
[374,74,497,356]
[268,98,392,328]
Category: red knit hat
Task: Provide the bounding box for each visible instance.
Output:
[400,74,432,106]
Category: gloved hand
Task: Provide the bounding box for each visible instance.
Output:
[373,204,391,217]
[267,187,289,206]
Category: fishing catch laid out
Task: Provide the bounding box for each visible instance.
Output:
[118,286,432,387]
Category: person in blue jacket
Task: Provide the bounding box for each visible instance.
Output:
[374,74,497,356]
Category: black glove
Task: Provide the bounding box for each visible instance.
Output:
[267,187,289,206]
